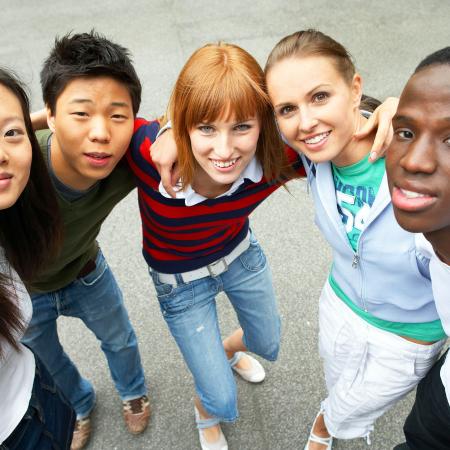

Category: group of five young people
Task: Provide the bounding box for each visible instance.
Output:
[0,28,449,450]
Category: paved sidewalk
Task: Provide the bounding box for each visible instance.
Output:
[1,1,449,448]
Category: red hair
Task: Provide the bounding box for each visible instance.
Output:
[168,42,291,188]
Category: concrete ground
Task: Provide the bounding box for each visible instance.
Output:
[1,1,449,449]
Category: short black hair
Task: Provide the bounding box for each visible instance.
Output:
[41,30,141,115]
[415,47,450,74]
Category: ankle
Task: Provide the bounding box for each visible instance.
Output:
[312,413,330,438]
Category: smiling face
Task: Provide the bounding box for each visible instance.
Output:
[189,114,260,197]
[0,84,32,210]
[386,64,450,234]
[47,76,134,190]
[266,55,365,166]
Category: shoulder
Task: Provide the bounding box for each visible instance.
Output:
[132,118,160,144]
[35,129,52,156]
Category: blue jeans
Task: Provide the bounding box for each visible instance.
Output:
[22,249,147,418]
[150,233,280,422]
[1,354,75,450]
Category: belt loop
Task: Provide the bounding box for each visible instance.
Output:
[175,273,184,285]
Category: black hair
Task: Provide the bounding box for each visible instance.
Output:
[41,30,141,115]
[0,67,62,357]
[415,47,450,74]
[360,94,381,113]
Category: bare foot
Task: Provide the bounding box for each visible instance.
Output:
[231,353,252,371]
[307,413,331,450]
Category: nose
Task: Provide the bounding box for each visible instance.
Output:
[0,145,8,164]
[88,116,111,143]
[298,106,318,133]
[400,135,437,174]
[213,133,233,159]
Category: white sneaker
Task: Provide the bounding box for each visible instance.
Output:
[194,406,228,450]
[229,352,265,383]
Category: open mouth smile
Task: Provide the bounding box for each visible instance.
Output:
[211,157,239,170]
[392,186,437,212]
[303,131,331,144]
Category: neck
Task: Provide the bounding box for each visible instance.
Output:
[331,112,374,167]
[424,227,450,265]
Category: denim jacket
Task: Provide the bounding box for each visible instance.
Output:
[303,156,439,324]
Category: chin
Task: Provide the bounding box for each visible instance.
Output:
[393,209,434,234]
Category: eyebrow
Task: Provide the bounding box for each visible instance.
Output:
[394,114,450,123]
[274,83,332,108]
[0,116,25,127]
[68,99,130,108]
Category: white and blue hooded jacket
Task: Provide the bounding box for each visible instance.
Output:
[302,155,440,324]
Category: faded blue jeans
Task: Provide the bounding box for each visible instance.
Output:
[150,233,281,422]
[22,249,147,418]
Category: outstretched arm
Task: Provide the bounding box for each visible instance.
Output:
[30,108,48,131]
[354,96,399,162]
[150,128,180,198]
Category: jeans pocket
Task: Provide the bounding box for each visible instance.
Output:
[79,252,107,287]
[239,239,266,272]
[156,282,195,316]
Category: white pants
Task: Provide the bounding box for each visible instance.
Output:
[318,280,445,440]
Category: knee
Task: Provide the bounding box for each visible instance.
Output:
[100,328,137,352]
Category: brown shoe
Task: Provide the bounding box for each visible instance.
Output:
[123,395,150,434]
[70,416,92,450]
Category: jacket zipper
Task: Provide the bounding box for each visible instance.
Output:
[352,238,368,312]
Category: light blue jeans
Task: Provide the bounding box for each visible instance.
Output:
[22,249,147,418]
[149,233,280,422]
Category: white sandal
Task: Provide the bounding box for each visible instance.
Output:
[228,352,265,383]
[194,406,228,450]
[304,410,333,450]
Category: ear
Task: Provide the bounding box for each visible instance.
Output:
[46,106,56,133]
[351,73,363,108]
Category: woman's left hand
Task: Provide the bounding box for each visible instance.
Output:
[354,97,399,162]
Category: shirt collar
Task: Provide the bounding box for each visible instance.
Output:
[158,157,263,206]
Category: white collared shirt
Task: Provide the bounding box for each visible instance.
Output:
[158,157,263,206]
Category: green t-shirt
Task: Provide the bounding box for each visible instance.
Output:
[332,153,385,251]
[27,130,136,293]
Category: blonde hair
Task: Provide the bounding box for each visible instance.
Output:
[168,42,291,188]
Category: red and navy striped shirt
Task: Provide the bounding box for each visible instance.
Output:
[127,118,305,274]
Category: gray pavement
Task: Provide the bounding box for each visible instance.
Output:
[1,1,449,449]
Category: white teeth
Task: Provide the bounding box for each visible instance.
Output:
[401,188,426,199]
[304,132,330,145]
[212,158,237,168]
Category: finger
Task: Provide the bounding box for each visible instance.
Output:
[369,116,391,161]
[160,166,177,198]
[171,163,181,187]
[354,113,376,139]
